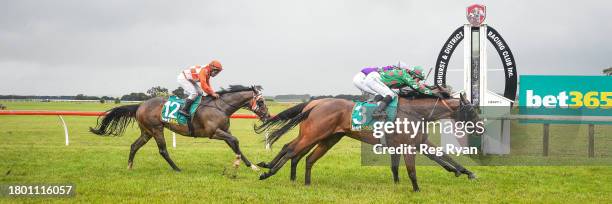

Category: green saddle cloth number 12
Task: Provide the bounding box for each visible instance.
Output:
[161,96,201,125]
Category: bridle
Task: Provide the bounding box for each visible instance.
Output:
[455,101,477,122]
[249,92,264,113]
[221,89,266,117]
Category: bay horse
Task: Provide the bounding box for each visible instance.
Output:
[90,85,270,172]
[254,93,479,192]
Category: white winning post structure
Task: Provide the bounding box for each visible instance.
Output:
[463,24,512,154]
[436,4,517,154]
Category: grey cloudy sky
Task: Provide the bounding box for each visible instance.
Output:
[1,0,611,96]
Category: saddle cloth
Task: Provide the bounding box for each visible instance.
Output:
[161,95,202,125]
[351,97,398,131]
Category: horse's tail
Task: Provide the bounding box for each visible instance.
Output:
[89,104,140,136]
[254,101,314,146]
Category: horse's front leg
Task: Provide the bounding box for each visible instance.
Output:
[423,139,475,179]
[212,129,259,171]
[390,153,400,183]
[258,142,291,169]
[403,153,419,192]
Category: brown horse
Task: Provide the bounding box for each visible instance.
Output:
[255,93,479,192]
[90,85,271,172]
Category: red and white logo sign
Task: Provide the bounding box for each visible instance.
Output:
[466,4,486,27]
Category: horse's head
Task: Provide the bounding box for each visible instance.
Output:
[216,85,271,121]
[452,93,483,135]
[246,86,271,122]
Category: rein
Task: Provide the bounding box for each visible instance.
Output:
[426,98,453,120]
[217,97,246,110]
[203,96,247,116]
[202,90,261,116]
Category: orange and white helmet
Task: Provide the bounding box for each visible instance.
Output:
[207,60,223,71]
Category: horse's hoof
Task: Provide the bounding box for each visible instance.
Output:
[232,161,241,168]
[413,188,420,192]
[259,173,269,180]
[250,165,260,171]
[174,168,182,172]
[454,171,462,177]
[256,162,269,168]
[468,173,477,180]
[222,167,238,178]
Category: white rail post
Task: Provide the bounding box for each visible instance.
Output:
[172,132,176,148]
[58,115,69,146]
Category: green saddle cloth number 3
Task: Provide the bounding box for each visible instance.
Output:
[351,97,398,131]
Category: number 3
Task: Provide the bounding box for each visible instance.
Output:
[569,91,583,109]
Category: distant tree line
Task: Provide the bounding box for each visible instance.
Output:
[274,94,311,102]
[0,86,186,102]
[310,94,362,101]
[120,86,184,101]
[73,94,113,100]
[0,87,362,102]
[0,95,75,99]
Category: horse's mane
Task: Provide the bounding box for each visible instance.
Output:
[398,90,452,100]
[216,85,262,95]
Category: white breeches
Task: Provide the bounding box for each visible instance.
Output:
[364,72,396,98]
[353,72,377,95]
[177,74,203,100]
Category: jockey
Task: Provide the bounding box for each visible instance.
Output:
[372,66,436,117]
[176,60,223,116]
[352,62,407,102]
[354,63,435,118]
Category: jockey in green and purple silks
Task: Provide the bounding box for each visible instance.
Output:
[380,66,433,94]
[372,66,435,118]
[352,65,398,101]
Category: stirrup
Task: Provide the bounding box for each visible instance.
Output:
[372,110,387,120]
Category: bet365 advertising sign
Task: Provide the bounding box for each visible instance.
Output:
[519,75,611,124]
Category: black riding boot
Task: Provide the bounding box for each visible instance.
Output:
[179,98,194,117]
[372,94,384,102]
[372,95,392,120]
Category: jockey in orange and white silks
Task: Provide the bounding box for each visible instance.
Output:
[176,60,223,116]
